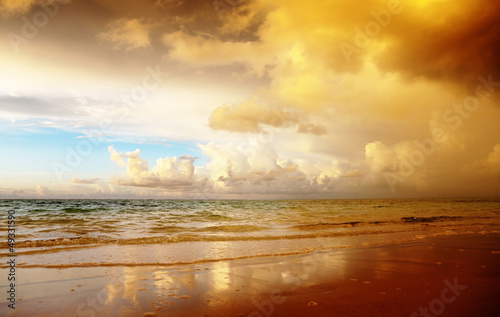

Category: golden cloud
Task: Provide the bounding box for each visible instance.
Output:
[98,18,152,51]
[0,0,37,17]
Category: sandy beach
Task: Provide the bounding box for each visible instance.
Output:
[2,232,499,317]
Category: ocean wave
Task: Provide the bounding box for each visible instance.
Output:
[2,222,497,252]
[401,216,463,223]
[2,230,497,269]
[292,215,490,230]
[293,221,381,230]
[194,225,269,232]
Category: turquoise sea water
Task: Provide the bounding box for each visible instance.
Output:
[1,199,499,267]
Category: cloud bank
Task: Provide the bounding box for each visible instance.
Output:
[1,0,499,198]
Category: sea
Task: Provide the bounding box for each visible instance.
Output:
[1,198,499,268]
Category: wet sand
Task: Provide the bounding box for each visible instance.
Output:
[1,233,499,317]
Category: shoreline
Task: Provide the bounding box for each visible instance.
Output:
[3,227,498,269]
[1,232,499,316]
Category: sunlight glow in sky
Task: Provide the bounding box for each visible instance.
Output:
[0,0,499,198]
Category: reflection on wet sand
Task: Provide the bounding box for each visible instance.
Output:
[1,233,498,316]
[85,248,351,316]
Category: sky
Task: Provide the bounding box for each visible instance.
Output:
[0,0,499,199]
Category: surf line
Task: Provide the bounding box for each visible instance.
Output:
[6,209,16,309]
